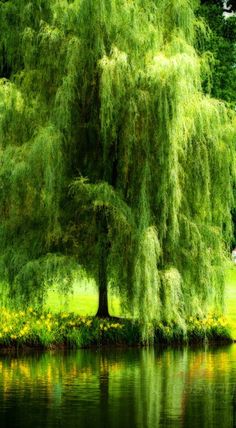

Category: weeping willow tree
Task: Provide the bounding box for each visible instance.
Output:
[0,0,235,336]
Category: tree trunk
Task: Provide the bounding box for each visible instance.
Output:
[96,256,109,317]
[96,211,110,318]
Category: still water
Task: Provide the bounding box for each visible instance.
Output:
[0,344,236,428]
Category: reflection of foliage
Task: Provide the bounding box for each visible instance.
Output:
[0,345,236,427]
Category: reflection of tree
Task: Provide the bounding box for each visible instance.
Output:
[181,346,235,428]
[233,386,236,428]
[99,354,109,427]
[0,346,236,427]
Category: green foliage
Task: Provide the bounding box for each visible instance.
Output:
[0,0,235,340]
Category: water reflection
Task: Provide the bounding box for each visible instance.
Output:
[0,345,236,427]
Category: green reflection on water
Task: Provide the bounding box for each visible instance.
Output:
[0,345,236,428]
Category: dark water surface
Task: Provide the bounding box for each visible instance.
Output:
[1,344,236,428]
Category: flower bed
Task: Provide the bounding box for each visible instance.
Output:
[0,308,232,349]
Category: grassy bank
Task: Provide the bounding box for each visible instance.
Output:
[0,265,234,349]
[0,308,231,349]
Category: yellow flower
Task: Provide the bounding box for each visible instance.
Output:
[68,321,75,326]
[219,317,227,327]
[61,312,68,319]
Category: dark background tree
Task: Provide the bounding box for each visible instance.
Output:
[198,0,236,107]
[198,0,236,246]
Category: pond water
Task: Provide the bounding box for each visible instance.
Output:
[0,344,236,428]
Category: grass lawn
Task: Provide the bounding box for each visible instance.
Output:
[225,265,236,339]
[45,283,121,317]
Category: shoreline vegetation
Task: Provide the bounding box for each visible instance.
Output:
[0,308,232,351]
[1,268,235,351]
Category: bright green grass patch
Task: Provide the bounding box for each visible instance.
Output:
[45,284,121,317]
[225,265,236,339]
[46,291,98,315]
